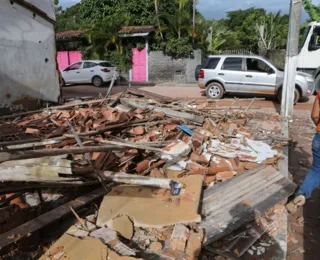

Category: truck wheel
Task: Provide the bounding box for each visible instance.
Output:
[206,82,224,99]
[277,88,300,104]
[92,76,104,87]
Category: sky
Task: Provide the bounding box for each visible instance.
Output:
[59,0,320,21]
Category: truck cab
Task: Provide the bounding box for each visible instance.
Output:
[297,21,320,90]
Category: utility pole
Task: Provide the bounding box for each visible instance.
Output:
[281,0,302,119]
[192,0,196,47]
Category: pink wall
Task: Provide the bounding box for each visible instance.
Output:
[57,51,82,70]
[132,48,146,82]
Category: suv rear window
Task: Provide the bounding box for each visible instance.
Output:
[222,57,243,71]
[204,58,220,69]
[99,62,113,67]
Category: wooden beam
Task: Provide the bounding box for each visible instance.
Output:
[0,188,106,251]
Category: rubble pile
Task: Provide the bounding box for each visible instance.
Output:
[0,89,295,259]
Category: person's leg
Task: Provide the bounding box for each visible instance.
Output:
[297,168,320,198]
[297,132,320,198]
[287,133,320,213]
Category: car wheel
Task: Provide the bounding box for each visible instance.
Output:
[92,76,104,87]
[206,82,224,99]
[277,87,300,104]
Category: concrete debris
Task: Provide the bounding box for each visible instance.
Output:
[0,91,292,259]
[170,224,190,252]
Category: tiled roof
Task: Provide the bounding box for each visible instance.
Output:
[118,26,155,35]
[56,30,85,40]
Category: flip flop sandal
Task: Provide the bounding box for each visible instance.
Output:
[294,195,306,207]
[286,201,298,214]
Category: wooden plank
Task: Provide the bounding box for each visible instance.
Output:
[203,177,291,227]
[203,166,265,201]
[203,171,283,215]
[121,99,205,124]
[0,188,106,251]
[201,166,296,245]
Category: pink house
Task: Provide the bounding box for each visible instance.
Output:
[118,26,155,83]
[56,30,84,70]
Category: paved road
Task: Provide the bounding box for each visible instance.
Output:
[62,83,315,113]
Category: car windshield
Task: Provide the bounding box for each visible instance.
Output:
[300,26,312,50]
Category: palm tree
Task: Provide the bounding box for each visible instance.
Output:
[83,14,131,59]
[256,11,288,50]
[210,21,234,53]
[303,0,320,21]
[154,0,164,39]
[157,0,193,39]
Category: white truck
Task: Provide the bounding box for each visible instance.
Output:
[298,21,320,91]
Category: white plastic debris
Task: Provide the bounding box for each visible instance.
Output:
[167,160,188,171]
[161,141,191,161]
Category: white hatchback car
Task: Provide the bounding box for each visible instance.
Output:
[61,60,119,87]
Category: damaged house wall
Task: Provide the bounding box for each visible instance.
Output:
[0,0,60,114]
[148,50,202,83]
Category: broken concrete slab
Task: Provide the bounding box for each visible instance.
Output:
[170,224,189,252]
[39,234,107,260]
[90,228,136,256]
[97,175,202,228]
[107,215,134,240]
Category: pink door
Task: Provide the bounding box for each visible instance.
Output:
[132,48,146,82]
[57,51,82,70]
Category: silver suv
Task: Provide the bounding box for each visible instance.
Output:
[197,55,315,103]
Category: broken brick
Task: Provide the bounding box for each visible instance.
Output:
[150,168,165,178]
[185,229,204,258]
[160,248,181,260]
[190,152,209,165]
[216,171,237,181]
[129,126,145,136]
[136,159,151,173]
[191,132,206,155]
[25,128,39,134]
[149,241,163,252]
[170,224,189,252]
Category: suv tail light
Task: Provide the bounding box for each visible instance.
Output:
[199,69,204,79]
[101,68,110,73]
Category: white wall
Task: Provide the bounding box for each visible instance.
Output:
[0,0,59,113]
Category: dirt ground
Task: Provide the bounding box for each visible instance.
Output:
[287,112,320,260]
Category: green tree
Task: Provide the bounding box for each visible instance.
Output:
[80,0,177,25]
[224,8,266,50]
[83,13,131,58]
[303,0,320,21]
[55,3,82,32]
[158,0,193,38]
[257,11,288,50]
[210,20,235,53]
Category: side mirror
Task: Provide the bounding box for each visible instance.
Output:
[268,68,275,74]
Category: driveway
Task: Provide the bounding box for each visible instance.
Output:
[61,83,315,113]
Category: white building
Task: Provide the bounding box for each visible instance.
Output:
[0,0,60,114]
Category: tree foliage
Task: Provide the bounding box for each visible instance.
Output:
[55,1,291,67]
[55,3,82,32]
[303,0,320,21]
[257,11,288,50]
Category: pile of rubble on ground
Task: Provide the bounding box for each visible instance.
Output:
[0,88,296,259]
